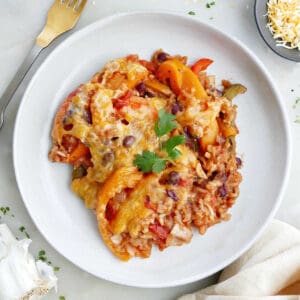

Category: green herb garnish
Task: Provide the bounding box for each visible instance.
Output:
[295,116,300,124]
[59,297,66,300]
[54,266,60,272]
[38,249,57,267]
[293,97,300,109]
[134,109,186,173]
[134,151,167,173]
[154,109,178,137]
[19,225,30,238]
[39,256,47,262]
[188,11,196,15]
[162,135,186,160]
[0,207,10,215]
[206,1,215,8]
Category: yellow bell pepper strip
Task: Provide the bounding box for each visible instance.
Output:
[199,118,219,151]
[217,118,239,138]
[144,79,172,96]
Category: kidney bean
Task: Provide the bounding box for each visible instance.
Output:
[84,109,92,124]
[183,126,193,139]
[171,103,183,115]
[102,152,114,166]
[236,157,242,166]
[167,171,180,185]
[145,91,154,98]
[219,185,227,197]
[121,119,129,125]
[63,123,73,131]
[219,112,225,119]
[216,89,223,96]
[136,82,146,96]
[166,189,178,201]
[157,52,169,63]
[123,135,135,147]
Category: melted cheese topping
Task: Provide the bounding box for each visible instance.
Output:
[49,52,243,261]
[267,0,300,50]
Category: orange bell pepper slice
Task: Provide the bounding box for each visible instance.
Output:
[96,167,143,261]
[156,60,183,95]
[181,68,207,100]
[157,59,207,100]
[67,143,90,164]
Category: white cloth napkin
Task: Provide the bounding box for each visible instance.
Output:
[178,220,300,300]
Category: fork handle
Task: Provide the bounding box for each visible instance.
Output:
[0,43,43,130]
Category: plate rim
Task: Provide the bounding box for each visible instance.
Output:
[13,11,292,288]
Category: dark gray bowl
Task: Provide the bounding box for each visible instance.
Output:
[254,0,300,62]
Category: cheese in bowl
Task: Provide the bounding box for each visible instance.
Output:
[49,50,246,261]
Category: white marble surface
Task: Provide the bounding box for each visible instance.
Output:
[0,1,299,299]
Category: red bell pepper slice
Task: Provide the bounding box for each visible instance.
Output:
[191,58,213,75]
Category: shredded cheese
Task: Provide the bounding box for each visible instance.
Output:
[267,0,300,50]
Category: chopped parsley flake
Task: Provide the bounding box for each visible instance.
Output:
[292,97,300,109]
[0,207,10,215]
[38,249,56,267]
[39,256,47,262]
[188,11,196,15]
[54,266,60,272]
[206,1,215,8]
[295,116,300,124]
[19,226,30,238]
[59,297,66,300]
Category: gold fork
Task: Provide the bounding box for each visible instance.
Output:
[0,0,87,130]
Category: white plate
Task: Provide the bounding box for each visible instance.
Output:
[13,12,291,288]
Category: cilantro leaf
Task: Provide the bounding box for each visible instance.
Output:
[163,135,186,153]
[168,148,182,160]
[154,109,178,137]
[134,151,166,173]
[152,159,167,173]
